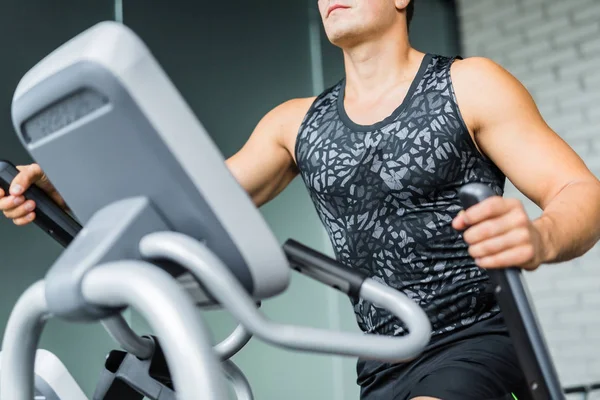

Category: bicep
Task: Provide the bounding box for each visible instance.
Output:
[227,130,296,207]
[453,58,596,209]
[226,99,311,207]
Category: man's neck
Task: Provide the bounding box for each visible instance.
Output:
[342,31,423,103]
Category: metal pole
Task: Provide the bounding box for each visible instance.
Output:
[222,360,254,400]
[215,323,252,361]
[101,315,154,360]
[81,261,228,400]
[0,280,49,400]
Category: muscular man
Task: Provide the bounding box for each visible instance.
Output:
[2,1,600,399]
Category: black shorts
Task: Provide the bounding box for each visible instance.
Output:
[358,334,529,400]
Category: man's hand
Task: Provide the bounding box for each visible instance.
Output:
[452,196,546,271]
[0,163,67,226]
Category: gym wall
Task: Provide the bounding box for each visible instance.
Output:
[457,0,600,392]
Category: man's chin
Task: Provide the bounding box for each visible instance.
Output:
[326,29,363,48]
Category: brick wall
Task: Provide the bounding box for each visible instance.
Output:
[455,0,600,394]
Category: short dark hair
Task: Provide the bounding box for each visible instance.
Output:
[406,0,415,29]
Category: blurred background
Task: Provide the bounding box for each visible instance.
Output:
[0,0,597,399]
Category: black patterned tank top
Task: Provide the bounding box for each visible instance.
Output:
[294,54,507,340]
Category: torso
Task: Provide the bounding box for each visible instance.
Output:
[283,56,484,167]
[291,53,508,339]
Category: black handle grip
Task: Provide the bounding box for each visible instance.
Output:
[458,183,564,400]
[458,182,497,208]
[0,160,82,247]
[283,239,368,299]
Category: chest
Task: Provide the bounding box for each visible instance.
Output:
[343,87,413,127]
[298,115,467,200]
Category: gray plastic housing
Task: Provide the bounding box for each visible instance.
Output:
[45,197,171,320]
[10,21,290,306]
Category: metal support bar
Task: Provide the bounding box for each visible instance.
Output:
[215,324,252,361]
[140,232,431,362]
[81,261,228,400]
[0,281,50,400]
[222,360,254,400]
[101,315,154,360]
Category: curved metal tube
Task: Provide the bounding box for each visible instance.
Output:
[215,323,252,361]
[140,232,431,362]
[102,314,251,361]
[222,360,254,400]
[101,315,154,359]
[101,308,250,362]
[0,280,49,400]
[81,261,227,400]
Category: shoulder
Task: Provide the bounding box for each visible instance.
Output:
[265,97,316,123]
[275,97,317,119]
[254,97,317,152]
[450,57,532,128]
[451,56,523,94]
[273,80,342,122]
[451,56,502,72]
[260,82,341,147]
[261,97,317,136]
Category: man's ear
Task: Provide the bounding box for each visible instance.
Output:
[395,0,410,11]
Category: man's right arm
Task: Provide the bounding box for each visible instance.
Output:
[226,97,314,207]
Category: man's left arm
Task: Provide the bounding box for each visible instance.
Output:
[451,57,600,270]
